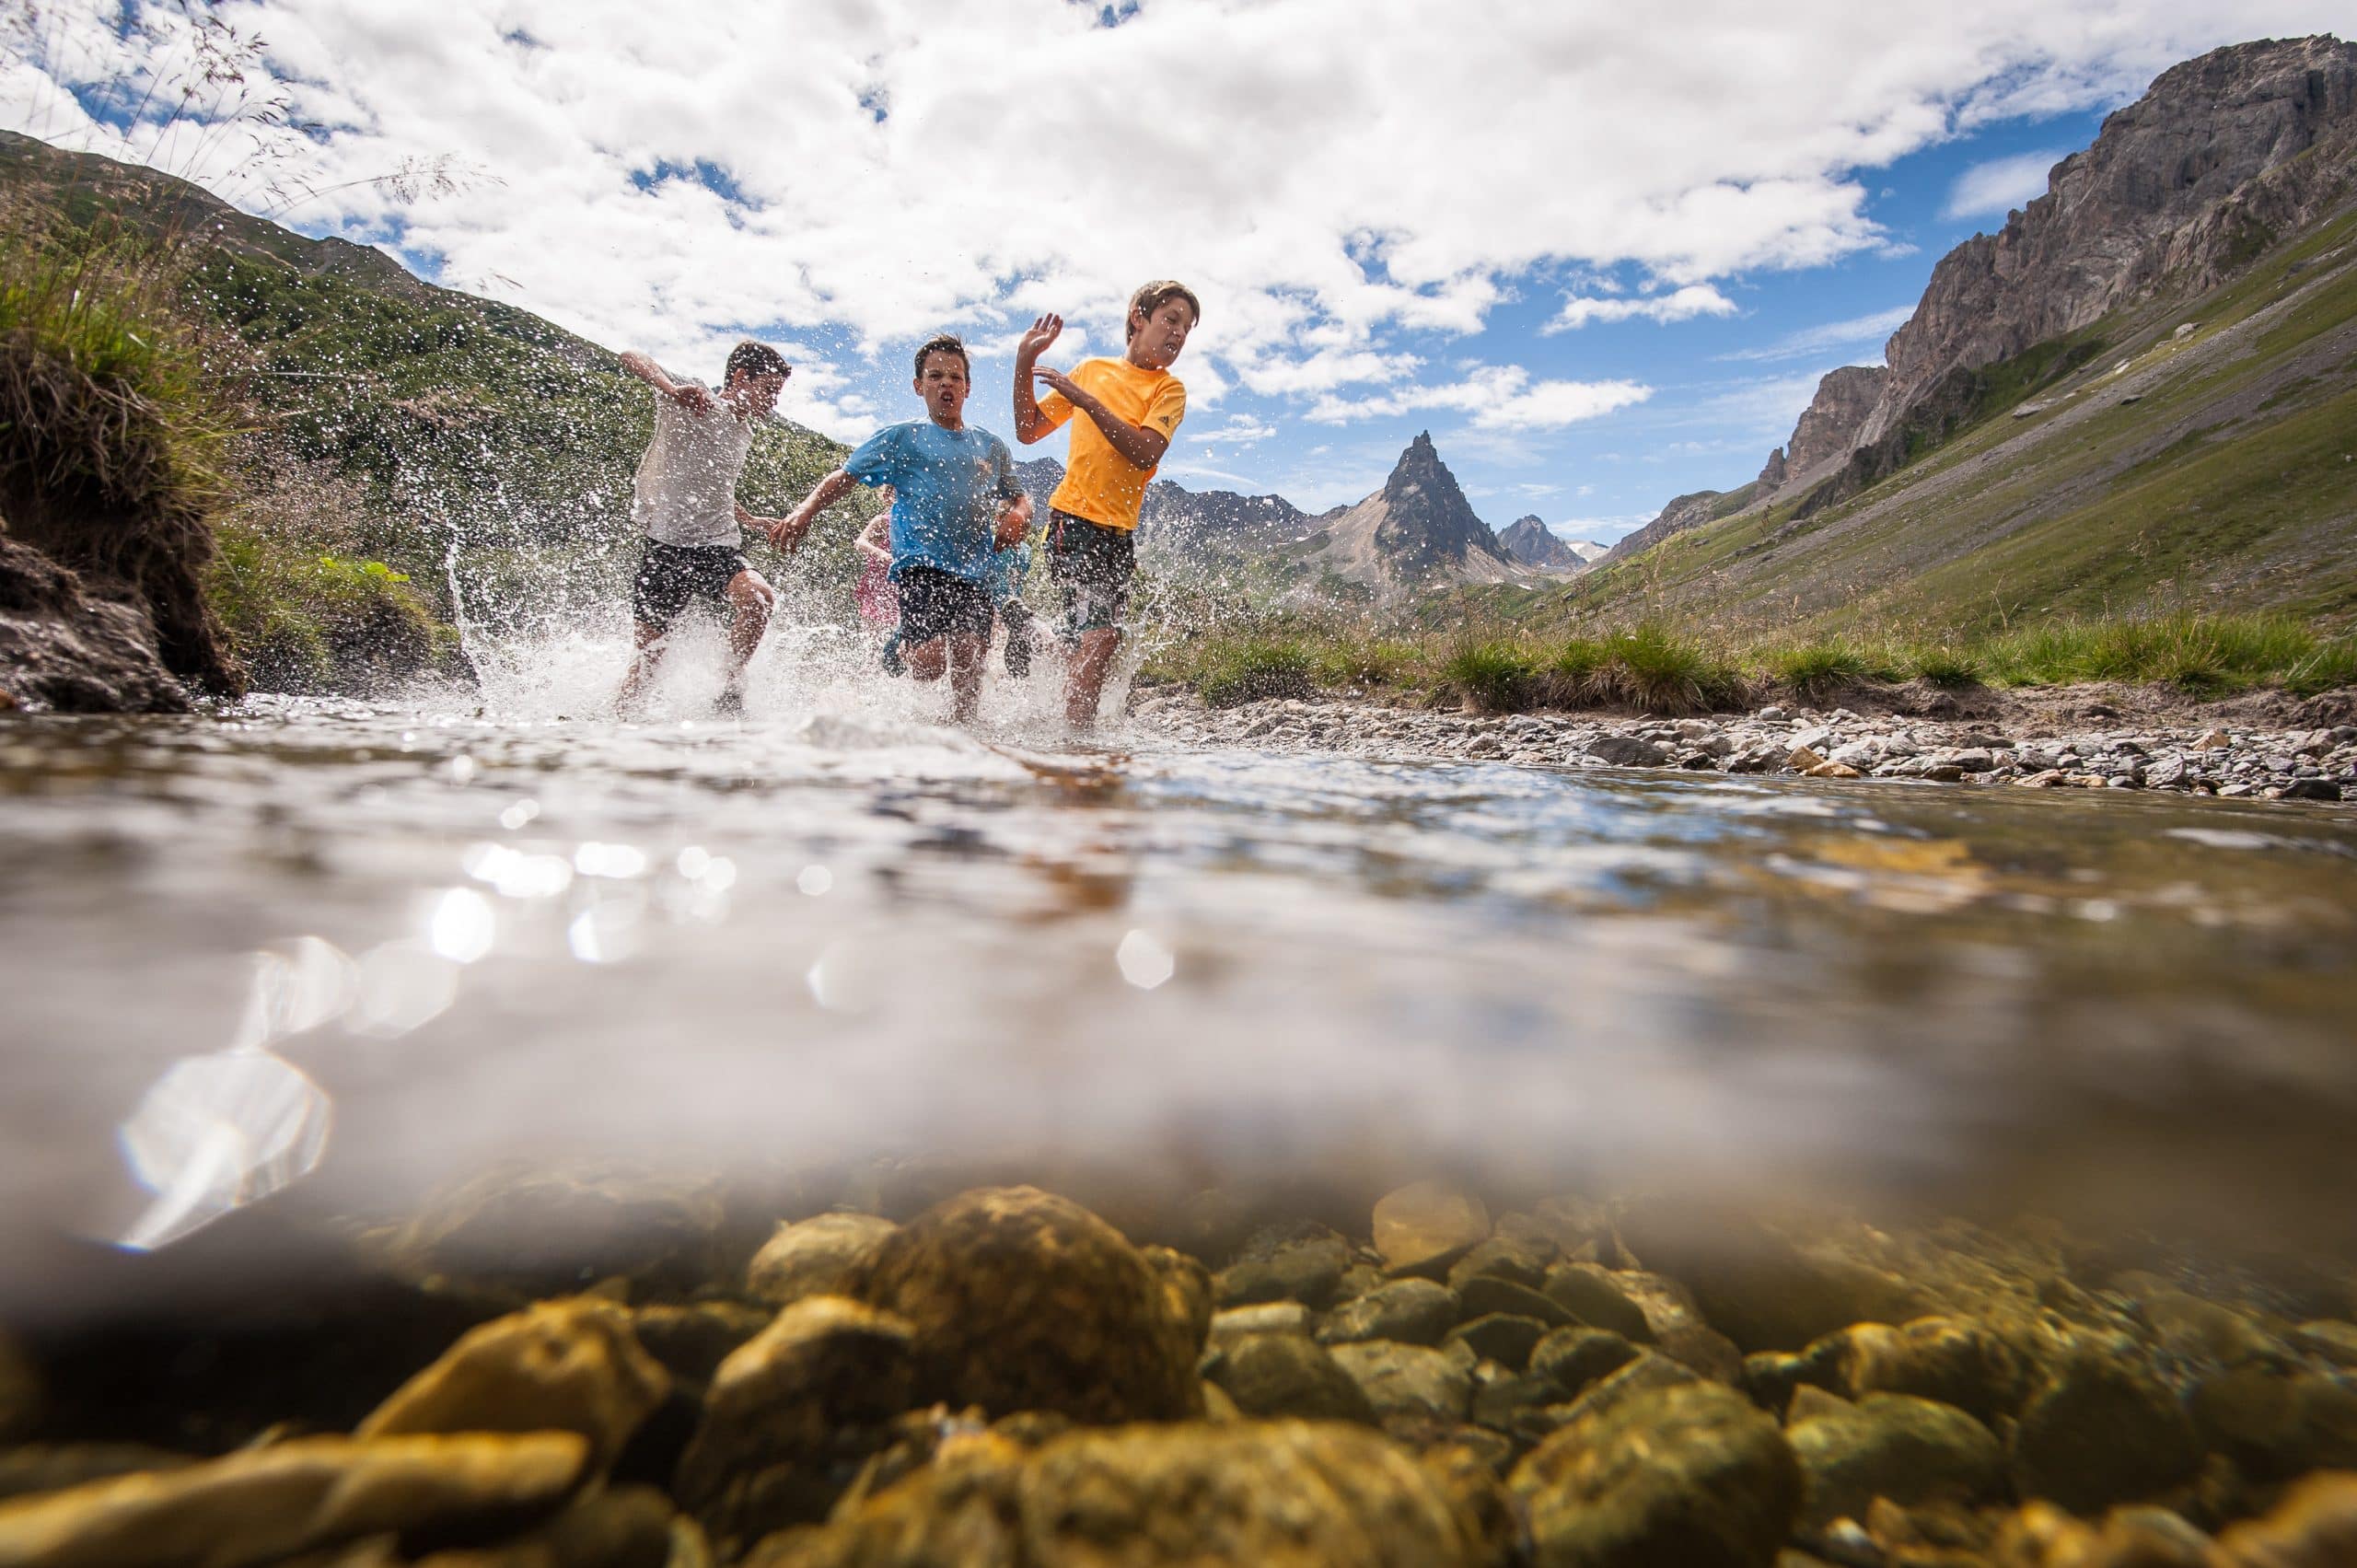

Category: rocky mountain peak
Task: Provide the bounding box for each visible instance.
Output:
[1855,33,2357,451]
[1373,432,1507,574]
[1497,515,1589,572]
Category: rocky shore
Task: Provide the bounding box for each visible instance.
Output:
[1132,684,2357,805]
[4,1171,2355,1567]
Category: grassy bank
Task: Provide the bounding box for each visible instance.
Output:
[1141,610,2357,715]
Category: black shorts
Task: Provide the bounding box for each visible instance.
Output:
[895,564,994,645]
[633,540,747,633]
[1047,509,1137,633]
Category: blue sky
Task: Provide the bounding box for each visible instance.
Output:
[5,2,2339,541]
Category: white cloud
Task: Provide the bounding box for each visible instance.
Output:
[1940,148,2068,223]
[1545,285,1738,333]
[1202,413,1277,445]
[1306,365,1652,431]
[1549,513,1660,544]
[6,0,2348,440]
[1713,304,1917,363]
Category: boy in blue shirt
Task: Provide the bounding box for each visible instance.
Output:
[774,334,1029,723]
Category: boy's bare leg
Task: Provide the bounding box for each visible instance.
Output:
[1064,627,1121,729]
[905,638,946,682]
[946,631,985,724]
[615,622,668,714]
[721,570,776,697]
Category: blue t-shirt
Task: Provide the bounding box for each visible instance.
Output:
[989,541,1032,605]
[842,421,1023,585]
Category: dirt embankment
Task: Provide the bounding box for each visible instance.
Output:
[0,336,243,713]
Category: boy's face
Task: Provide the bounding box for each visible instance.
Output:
[914,352,970,424]
[728,369,787,417]
[1127,299,1195,371]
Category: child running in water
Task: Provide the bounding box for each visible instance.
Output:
[1013,280,1198,728]
[774,334,1029,724]
[853,488,904,674]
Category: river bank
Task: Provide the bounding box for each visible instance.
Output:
[1131,681,2357,804]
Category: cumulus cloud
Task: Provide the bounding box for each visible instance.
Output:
[1941,148,2069,222]
[1546,285,1738,333]
[5,0,2348,442]
[1204,413,1278,445]
[1306,365,1652,431]
[1713,305,1918,363]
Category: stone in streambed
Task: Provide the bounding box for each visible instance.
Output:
[2189,1366,2357,1480]
[1528,1328,1642,1398]
[1208,1301,1316,1347]
[741,1421,1496,1568]
[1214,1231,1353,1310]
[1330,1341,1476,1423]
[1612,1203,1929,1353]
[2009,1347,2202,1513]
[1445,1315,1550,1371]
[1589,737,1671,768]
[389,1166,732,1301]
[746,1213,897,1307]
[1753,1316,2025,1424]
[2292,1319,2357,1369]
[1319,1279,1462,1348]
[1373,1181,1491,1273]
[0,1333,35,1445]
[1511,1381,1801,1568]
[1448,1235,1557,1293]
[1786,1391,2004,1530]
[1456,1275,1576,1330]
[0,1446,196,1506]
[357,1296,671,1473]
[1540,1263,1655,1342]
[672,1296,919,1553]
[630,1299,772,1389]
[2210,1469,2357,1566]
[0,1432,589,1568]
[1202,1333,1376,1423]
[837,1186,1206,1424]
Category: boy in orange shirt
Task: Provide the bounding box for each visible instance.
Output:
[1012,280,1199,729]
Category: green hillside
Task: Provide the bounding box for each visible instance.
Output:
[1479,200,2357,640]
[0,131,859,681]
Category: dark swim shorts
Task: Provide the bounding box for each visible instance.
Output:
[633,540,747,633]
[895,563,994,645]
[1047,508,1136,634]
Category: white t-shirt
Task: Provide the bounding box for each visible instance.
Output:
[632,378,756,548]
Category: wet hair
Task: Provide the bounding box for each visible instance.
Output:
[912,333,970,380]
[726,341,790,383]
[1127,280,1202,340]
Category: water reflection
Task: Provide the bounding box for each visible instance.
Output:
[1,692,2353,1291]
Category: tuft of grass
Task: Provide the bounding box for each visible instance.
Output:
[1764,638,1880,702]
[2285,636,2357,697]
[1442,641,1538,713]
[1585,624,1749,714]
[1193,636,1314,709]
[1907,645,1986,689]
[1978,611,2322,691]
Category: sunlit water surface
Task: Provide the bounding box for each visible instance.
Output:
[5,623,2356,1313]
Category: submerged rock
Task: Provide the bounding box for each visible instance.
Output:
[838,1186,1206,1424]
[0,1432,588,1568]
[1786,1391,2005,1529]
[1613,1205,1930,1353]
[672,1295,919,1553]
[357,1296,671,1472]
[2009,1347,2202,1513]
[1540,1264,1655,1342]
[1445,1314,1550,1371]
[1527,1328,1642,1398]
[1510,1380,1802,1568]
[1202,1333,1376,1423]
[1319,1280,1461,1348]
[388,1167,731,1302]
[1329,1341,1477,1423]
[1372,1182,1492,1273]
[742,1420,1497,1568]
[2211,1469,2357,1566]
[746,1213,898,1307]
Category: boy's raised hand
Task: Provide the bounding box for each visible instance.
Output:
[1033,365,1082,401]
[1016,313,1062,361]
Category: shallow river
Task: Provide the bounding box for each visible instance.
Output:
[5,634,2357,1318]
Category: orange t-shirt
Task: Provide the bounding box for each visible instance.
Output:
[1037,356,1187,531]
